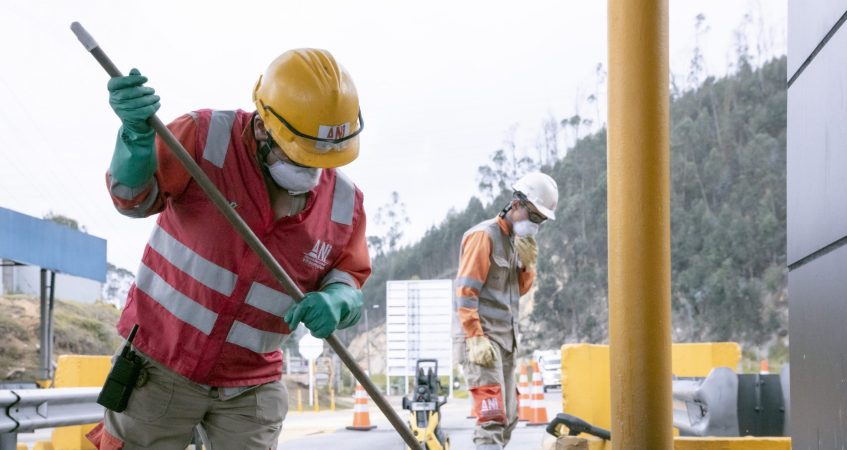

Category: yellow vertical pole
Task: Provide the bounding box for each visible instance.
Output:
[297,389,303,413]
[331,388,336,411]
[607,0,671,449]
[313,388,319,412]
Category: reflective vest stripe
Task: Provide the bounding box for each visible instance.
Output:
[320,269,357,289]
[456,276,483,291]
[331,170,355,225]
[479,304,512,323]
[109,177,154,201]
[458,296,479,309]
[135,263,218,335]
[115,181,160,218]
[148,225,237,296]
[480,286,513,305]
[203,110,236,168]
[245,282,294,318]
[226,320,284,354]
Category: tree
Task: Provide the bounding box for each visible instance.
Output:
[43,211,86,233]
[477,125,536,202]
[374,191,410,253]
[688,13,709,88]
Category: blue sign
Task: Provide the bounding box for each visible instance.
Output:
[0,207,107,282]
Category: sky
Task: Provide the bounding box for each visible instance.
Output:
[0,1,786,273]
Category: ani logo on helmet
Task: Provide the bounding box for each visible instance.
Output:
[304,239,332,270]
[316,123,350,151]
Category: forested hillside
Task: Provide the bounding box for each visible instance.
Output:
[361,56,787,357]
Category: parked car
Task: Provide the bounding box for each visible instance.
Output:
[533,349,562,392]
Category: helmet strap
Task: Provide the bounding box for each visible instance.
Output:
[499,202,512,219]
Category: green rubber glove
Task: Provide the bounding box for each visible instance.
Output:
[107,68,160,188]
[284,283,363,338]
[108,68,160,134]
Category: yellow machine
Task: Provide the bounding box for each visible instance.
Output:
[402,359,450,450]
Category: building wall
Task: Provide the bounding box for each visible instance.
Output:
[787,2,847,447]
[1,265,102,304]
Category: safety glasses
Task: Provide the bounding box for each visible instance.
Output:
[263,105,364,148]
[518,196,547,224]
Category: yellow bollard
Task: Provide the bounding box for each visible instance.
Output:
[313,386,320,412]
[330,389,336,411]
[297,389,303,413]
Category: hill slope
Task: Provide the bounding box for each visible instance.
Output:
[361,57,788,357]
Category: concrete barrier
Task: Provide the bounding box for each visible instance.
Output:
[560,342,741,431]
[50,355,111,450]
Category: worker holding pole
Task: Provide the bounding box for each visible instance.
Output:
[87,48,370,449]
[454,172,558,450]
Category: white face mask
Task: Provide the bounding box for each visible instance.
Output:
[513,220,539,237]
[267,160,322,195]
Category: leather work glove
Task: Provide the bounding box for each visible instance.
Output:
[515,235,538,270]
[284,283,363,339]
[107,69,161,188]
[466,335,497,368]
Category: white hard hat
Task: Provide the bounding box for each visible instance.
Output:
[512,172,558,220]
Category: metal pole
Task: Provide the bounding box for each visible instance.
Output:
[48,271,55,380]
[607,1,671,449]
[0,432,16,450]
[70,22,423,450]
[308,358,314,407]
[364,306,371,376]
[38,269,50,383]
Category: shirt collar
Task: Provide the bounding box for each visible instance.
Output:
[496,216,512,236]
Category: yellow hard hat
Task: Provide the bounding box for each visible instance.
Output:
[253,49,363,168]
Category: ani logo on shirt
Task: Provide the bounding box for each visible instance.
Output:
[304,239,332,270]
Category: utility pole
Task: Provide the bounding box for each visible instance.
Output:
[364,303,380,377]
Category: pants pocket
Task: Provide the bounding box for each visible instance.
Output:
[471,383,506,425]
[256,380,288,425]
[122,364,174,423]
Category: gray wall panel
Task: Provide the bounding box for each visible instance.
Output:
[787,23,847,264]
[788,245,847,449]
[788,0,847,77]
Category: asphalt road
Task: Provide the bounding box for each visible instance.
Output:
[15,390,564,450]
[277,390,563,450]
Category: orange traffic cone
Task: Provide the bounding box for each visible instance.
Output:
[760,359,770,375]
[526,360,549,426]
[518,362,531,421]
[346,381,376,431]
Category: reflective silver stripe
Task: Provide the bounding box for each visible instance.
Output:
[134,263,218,335]
[331,170,355,225]
[203,110,236,168]
[226,321,284,354]
[110,176,154,201]
[148,225,237,296]
[245,282,294,318]
[118,181,160,218]
[479,304,512,323]
[481,286,512,305]
[456,276,483,291]
[457,296,479,309]
[320,269,357,289]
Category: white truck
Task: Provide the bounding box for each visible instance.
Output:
[532,349,562,392]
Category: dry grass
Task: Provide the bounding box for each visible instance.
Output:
[0,295,121,381]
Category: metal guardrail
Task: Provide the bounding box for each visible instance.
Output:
[0,387,103,450]
[672,365,790,437]
[672,367,740,436]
